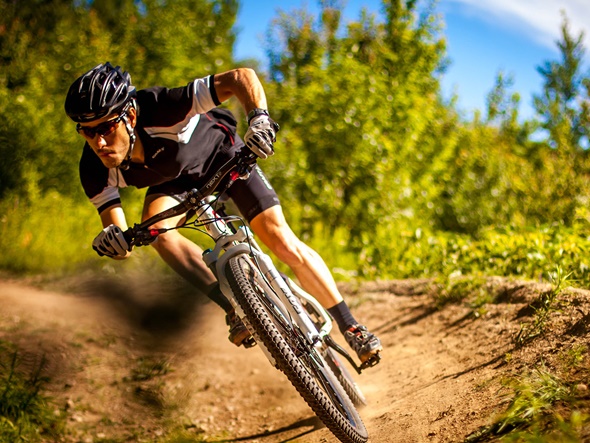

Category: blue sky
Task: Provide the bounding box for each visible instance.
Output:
[234,0,590,121]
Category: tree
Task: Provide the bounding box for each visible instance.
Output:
[263,0,449,248]
[534,14,590,151]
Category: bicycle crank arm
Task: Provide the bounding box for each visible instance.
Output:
[324,335,382,373]
[324,335,363,374]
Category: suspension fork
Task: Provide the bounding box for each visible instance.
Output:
[284,278,334,340]
[250,252,323,343]
[202,225,322,346]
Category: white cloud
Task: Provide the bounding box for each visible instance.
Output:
[444,0,590,50]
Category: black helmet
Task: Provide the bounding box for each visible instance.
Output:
[64,62,136,123]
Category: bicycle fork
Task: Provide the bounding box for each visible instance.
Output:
[202,227,330,356]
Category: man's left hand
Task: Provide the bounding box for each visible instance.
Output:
[92,224,131,258]
[244,115,279,159]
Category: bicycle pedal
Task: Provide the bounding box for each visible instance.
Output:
[360,352,381,370]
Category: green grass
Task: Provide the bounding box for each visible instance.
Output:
[362,219,590,286]
[0,188,145,275]
[0,341,65,442]
[515,266,572,346]
[465,330,590,443]
[560,344,588,371]
[2,191,590,292]
[498,367,573,433]
[0,191,96,274]
[465,365,584,442]
[499,411,588,443]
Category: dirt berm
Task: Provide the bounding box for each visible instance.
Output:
[0,273,588,442]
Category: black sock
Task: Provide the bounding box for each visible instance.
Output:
[327,301,358,334]
[206,283,233,313]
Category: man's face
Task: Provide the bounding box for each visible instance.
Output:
[77,107,136,169]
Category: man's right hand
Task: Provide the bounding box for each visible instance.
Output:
[92,224,131,258]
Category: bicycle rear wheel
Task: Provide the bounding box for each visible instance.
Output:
[226,254,368,443]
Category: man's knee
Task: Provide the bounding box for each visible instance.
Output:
[251,206,310,268]
[150,230,182,255]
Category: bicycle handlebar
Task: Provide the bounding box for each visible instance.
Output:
[123,148,258,246]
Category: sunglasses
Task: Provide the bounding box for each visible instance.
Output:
[76,113,126,139]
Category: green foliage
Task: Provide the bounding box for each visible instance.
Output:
[0,191,97,273]
[560,344,588,371]
[261,2,590,257]
[264,0,448,244]
[0,341,65,442]
[500,411,589,443]
[466,365,586,443]
[498,367,572,434]
[0,187,146,275]
[1,1,590,292]
[343,210,590,286]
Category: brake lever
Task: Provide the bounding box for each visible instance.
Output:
[124,226,167,247]
[231,152,258,181]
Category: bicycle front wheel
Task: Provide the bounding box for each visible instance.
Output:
[297,292,368,408]
[226,254,368,443]
[324,348,367,407]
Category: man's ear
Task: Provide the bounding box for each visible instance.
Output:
[128,102,138,127]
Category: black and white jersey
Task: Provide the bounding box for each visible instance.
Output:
[79,75,242,213]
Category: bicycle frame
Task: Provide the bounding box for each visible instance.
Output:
[125,152,331,339]
[196,197,333,348]
[125,149,368,373]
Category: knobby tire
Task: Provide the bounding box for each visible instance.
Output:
[324,349,367,407]
[298,298,368,408]
[226,255,369,443]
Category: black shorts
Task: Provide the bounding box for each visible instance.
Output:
[145,164,280,223]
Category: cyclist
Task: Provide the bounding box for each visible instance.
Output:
[64,62,382,365]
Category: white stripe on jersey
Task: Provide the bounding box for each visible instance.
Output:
[144,114,201,143]
[89,168,127,210]
[143,76,215,143]
[108,167,127,188]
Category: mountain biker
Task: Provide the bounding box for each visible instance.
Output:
[64,62,382,365]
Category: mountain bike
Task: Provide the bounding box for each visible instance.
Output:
[123,148,376,443]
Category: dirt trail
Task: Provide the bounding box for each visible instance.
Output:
[0,274,584,442]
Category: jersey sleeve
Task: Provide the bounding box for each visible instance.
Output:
[191,75,221,112]
[142,75,220,117]
[138,75,223,144]
[79,144,124,213]
[89,186,122,213]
